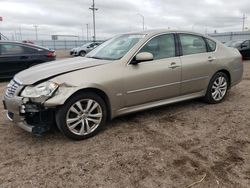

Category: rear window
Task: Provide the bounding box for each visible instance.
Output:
[206,38,216,52]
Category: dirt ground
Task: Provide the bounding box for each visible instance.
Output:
[0,62,250,188]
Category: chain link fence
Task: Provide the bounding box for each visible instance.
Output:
[33,40,103,50]
[209,31,250,43]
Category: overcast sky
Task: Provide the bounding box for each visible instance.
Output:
[0,0,249,40]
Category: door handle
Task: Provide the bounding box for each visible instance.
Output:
[208,56,216,62]
[168,62,180,69]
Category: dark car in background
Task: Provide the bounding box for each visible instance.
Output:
[0,41,56,79]
[70,42,102,57]
[225,40,250,59]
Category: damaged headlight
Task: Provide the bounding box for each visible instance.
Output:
[21,81,59,98]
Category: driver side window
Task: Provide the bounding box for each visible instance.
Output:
[138,34,176,60]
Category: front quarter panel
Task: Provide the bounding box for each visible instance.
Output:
[44,61,125,116]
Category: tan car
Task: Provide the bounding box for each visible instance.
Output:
[3,30,243,140]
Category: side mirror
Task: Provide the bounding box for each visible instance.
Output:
[131,52,154,65]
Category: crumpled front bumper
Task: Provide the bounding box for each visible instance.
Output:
[3,95,54,134]
[3,95,33,132]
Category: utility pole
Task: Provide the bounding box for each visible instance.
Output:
[34,25,38,40]
[242,13,247,32]
[0,16,3,40]
[89,0,98,41]
[86,24,89,41]
[19,27,22,41]
[138,13,145,31]
[81,26,84,40]
[14,30,17,40]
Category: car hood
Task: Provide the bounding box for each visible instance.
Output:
[15,57,111,85]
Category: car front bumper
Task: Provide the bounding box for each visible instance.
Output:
[70,50,79,56]
[3,95,54,134]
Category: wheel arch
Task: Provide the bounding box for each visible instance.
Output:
[65,87,112,120]
[204,69,231,95]
[215,69,231,88]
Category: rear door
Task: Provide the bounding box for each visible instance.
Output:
[178,34,215,95]
[0,43,33,78]
[124,34,182,107]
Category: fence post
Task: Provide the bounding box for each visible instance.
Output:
[64,40,67,50]
[53,40,56,50]
[230,32,233,41]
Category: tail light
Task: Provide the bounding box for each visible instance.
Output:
[47,51,56,57]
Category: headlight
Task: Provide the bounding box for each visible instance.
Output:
[21,81,59,98]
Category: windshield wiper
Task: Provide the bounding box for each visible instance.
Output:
[88,56,104,60]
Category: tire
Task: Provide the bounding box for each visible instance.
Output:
[79,51,86,57]
[204,72,229,104]
[56,92,107,140]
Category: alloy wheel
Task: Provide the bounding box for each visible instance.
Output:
[211,76,228,101]
[66,99,103,136]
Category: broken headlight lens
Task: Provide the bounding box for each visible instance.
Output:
[21,81,59,98]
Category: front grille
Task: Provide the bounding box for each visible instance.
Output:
[5,79,21,98]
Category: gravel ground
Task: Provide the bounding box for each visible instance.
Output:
[0,61,250,188]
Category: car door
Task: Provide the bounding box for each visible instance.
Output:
[240,40,250,59]
[123,34,181,107]
[0,43,31,78]
[178,34,215,95]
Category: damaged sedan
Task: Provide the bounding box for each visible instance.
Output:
[3,30,243,140]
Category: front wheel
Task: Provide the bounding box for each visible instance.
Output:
[204,72,229,104]
[79,51,86,57]
[56,92,107,140]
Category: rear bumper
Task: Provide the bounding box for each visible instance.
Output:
[231,66,244,87]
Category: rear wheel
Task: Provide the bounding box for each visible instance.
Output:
[56,92,107,140]
[204,72,229,104]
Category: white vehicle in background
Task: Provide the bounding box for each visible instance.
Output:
[70,42,102,57]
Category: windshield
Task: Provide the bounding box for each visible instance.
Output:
[86,34,145,60]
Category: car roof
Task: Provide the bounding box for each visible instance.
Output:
[125,29,206,37]
[0,41,50,50]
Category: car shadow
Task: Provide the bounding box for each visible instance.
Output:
[105,98,205,130]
